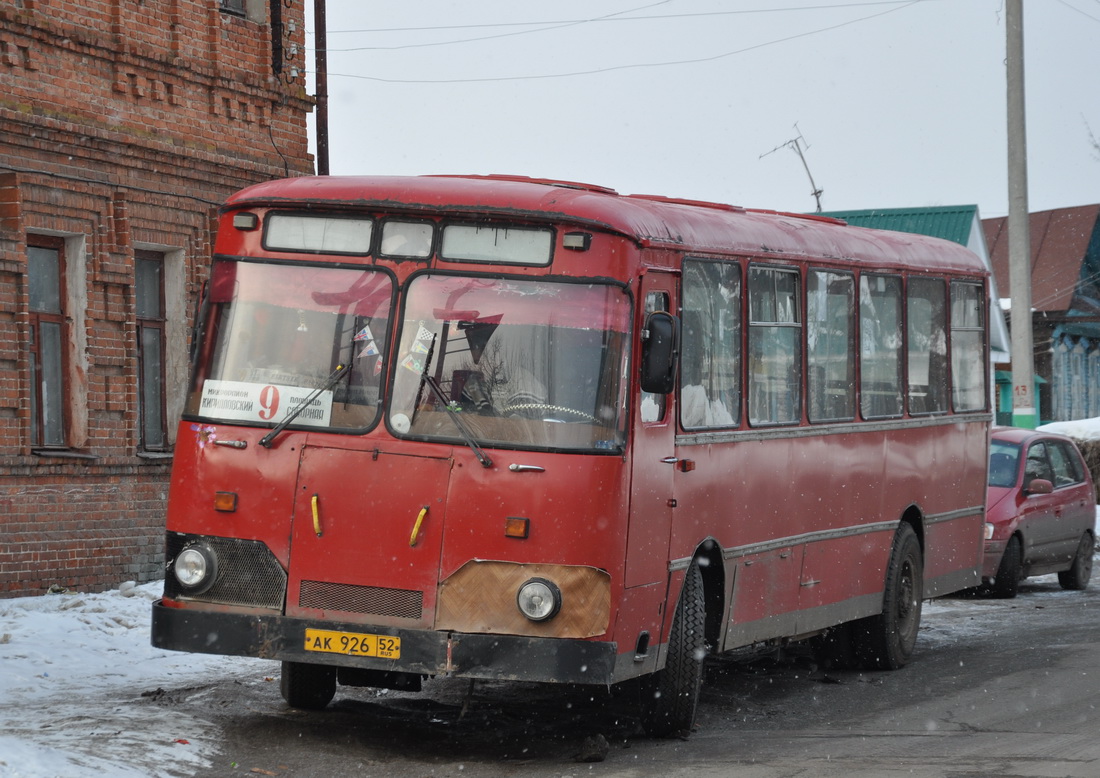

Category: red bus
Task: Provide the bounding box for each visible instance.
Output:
[152,174,990,736]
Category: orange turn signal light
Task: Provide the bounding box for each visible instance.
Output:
[504,516,529,539]
[213,491,238,512]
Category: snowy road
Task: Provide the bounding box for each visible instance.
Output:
[0,582,275,777]
[2,558,1098,777]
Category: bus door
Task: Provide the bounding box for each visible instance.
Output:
[286,440,452,629]
[624,277,678,589]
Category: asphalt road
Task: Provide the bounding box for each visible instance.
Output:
[172,575,1100,778]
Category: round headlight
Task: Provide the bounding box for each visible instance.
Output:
[516,577,562,622]
[174,545,216,592]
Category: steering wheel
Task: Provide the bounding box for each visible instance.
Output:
[501,402,597,422]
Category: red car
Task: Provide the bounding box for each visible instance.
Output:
[983,427,1096,598]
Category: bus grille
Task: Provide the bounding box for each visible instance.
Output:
[299,580,423,619]
[164,533,286,610]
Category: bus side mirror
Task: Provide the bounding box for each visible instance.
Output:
[640,311,679,394]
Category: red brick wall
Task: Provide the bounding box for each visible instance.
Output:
[0,0,314,597]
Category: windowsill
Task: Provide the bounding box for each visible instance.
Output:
[137,451,175,461]
[31,448,99,461]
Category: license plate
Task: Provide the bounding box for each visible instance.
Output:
[303,628,401,659]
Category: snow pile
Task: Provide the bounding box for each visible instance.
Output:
[0,581,274,778]
[1038,416,1100,441]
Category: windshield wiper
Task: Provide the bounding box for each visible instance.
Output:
[408,332,491,468]
[259,363,351,448]
[419,372,493,469]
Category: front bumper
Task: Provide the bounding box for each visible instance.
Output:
[151,600,617,685]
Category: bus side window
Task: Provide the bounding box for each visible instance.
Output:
[860,274,903,419]
[951,281,987,411]
[907,277,948,415]
[807,269,855,422]
[640,291,669,422]
[681,260,741,429]
[748,266,801,426]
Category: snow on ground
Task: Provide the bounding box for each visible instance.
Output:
[3,419,1099,777]
[5,541,1099,777]
[0,581,276,778]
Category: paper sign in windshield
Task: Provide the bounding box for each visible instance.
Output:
[200,379,333,427]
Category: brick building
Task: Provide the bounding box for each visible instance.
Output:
[0,0,314,597]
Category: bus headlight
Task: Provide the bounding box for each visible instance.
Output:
[174,544,217,593]
[516,577,561,622]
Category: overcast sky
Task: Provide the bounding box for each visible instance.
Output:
[306,1,1100,219]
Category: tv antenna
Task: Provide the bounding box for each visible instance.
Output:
[761,124,824,212]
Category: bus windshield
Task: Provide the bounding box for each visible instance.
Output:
[186,260,393,430]
[388,274,631,452]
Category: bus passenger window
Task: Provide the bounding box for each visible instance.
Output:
[907,277,948,414]
[640,291,669,423]
[860,274,903,419]
[951,281,986,411]
[680,260,740,429]
[748,266,800,426]
[807,270,854,422]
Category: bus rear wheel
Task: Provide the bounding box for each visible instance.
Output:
[855,523,923,670]
[640,563,706,738]
[280,661,336,710]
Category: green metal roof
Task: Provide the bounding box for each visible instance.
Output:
[819,205,978,246]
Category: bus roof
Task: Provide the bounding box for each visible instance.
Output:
[226,174,986,275]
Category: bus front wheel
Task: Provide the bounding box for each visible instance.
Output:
[855,523,923,670]
[280,660,336,710]
[640,563,706,737]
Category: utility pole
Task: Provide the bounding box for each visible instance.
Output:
[1006,0,1035,428]
[314,0,330,175]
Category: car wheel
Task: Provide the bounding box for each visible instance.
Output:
[854,523,923,670]
[280,660,336,710]
[640,563,706,737]
[988,535,1022,599]
[1058,532,1094,591]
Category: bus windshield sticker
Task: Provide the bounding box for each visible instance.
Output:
[200,378,333,427]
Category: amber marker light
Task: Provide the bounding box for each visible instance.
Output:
[504,516,529,539]
[213,491,238,512]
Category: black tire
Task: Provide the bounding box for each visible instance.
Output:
[640,564,706,737]
[856,523,923,670]
[988,535,1022,599]
[1058,532,1094,591]
[280,661,336,710]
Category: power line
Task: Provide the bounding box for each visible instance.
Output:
[323,1,923,84]
[1055,0,1100,24]
[318,1,928,36]
[320,0,674,52]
